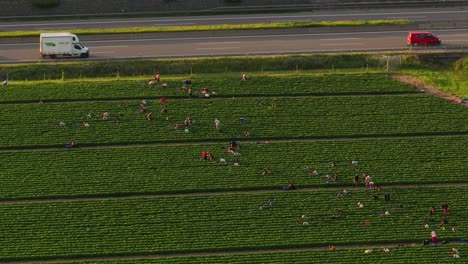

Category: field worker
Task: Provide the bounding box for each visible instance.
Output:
[214,118,220,131]
[431,229,438,243]
[188,87,193,98]
[242,72,246,81]
[102,112,109,120]
[155,72,160,82]
[353,174,360,187]
[146,112,155,121]
[299,215,309,225]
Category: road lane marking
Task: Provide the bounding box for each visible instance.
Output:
[320,43,363,46]
[91,51,115,54]
[319,38,361,41]
[196,46,241,50]
[196,42,241,45]
[92,45,129,48]
[443,40,468,42]
[387,16,427,19]
[438,34,468,37]
[36,27,77,30]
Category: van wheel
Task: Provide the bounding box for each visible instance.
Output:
[413,43,418,46]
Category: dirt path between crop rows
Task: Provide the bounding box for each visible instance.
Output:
[0,92,422,106]
[0,182,466,206]
[4,240,465,264]
[0,133,467,153]
[391,74,468,108]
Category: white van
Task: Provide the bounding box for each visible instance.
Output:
[40,32,89,58]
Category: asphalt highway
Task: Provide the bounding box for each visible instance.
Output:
[1,28,467,63]
[0,7,467,31]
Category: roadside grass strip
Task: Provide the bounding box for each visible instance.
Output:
[0,20,411,38]
[0,137,466,200]
[0,74,418,103]
[0,95,467,148]
[0,187,465,261]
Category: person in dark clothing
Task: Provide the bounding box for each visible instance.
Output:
[353,174,360,187]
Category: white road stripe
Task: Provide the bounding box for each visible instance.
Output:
[91,51,115,54]
[443,40,468,42]
[320,43,363,46]
[92,45,129,48]
[387,16,427,19]
[36,27,77,30]
[197,42,241,45]
[319,38,361,41]
[196,46,240,50]
[438,34,468,37]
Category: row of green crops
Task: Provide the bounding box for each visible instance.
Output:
[0,187,465,260]
[0,74,417,103]
[0,95,466,148]
[73,244,468,264]
[0,137,466,200]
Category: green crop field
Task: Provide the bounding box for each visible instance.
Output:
[0,72,466,263]
[0,187,466,260]
[1,74,417,103]
[0,95,467,148]
[0,137,466,200]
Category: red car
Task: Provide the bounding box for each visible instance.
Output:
[407,31,441,46]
